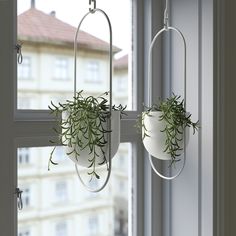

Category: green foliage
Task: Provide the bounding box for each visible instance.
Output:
[48,90,126,180]
[137,94,199,165]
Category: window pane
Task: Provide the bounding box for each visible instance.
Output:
[17,0,133,109]
[17,143,132,236]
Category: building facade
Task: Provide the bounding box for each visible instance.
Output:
[17,7,129,236]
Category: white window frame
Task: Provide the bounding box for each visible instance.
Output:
[2,0,231,236]
[1,0,148,236]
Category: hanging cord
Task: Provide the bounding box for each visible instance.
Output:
[15,43,23,64]
[164,0,169,29]
[73,3,113,192]
[147,0,187,180]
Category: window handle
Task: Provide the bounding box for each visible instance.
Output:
[15,43,23,64]
[15,188,23,210]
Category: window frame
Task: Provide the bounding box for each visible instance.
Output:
[5,0,147,236]
[0,0,221,236]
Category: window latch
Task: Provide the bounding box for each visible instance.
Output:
[15,43,23,64]
[15,188,23,210]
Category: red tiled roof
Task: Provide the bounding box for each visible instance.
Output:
[18,8,120,52]
[114,55,128,69]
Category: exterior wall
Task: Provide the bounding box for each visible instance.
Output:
[17,43,118,109]
[18,144,130,236]
[17,20,129,235]
[113,68,129,106]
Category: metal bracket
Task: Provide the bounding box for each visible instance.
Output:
[89,0,96,13]
[16,188,23,210]
[15,43,23,64]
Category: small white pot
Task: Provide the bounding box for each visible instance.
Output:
[142,111,185,160]
[62,110,120,167]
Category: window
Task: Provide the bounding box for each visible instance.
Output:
[119,180,125,192]
[55,221,67,236]
[0,0,219,235]
[18,148,30,165]
[115,210,128,236]
[0,0,157,235]
[18,229,31,236]
[21,188,31,208]
[117,77,127,92]
[18,56,31,79]
[54,58,69,80]
[55,181,68,202]
[88,216,99,235]
[86,61,100,83]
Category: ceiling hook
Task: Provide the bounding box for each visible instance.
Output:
[89,0,96,13]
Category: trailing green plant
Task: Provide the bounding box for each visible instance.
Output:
[136,94,199,165]
[48,90,126,180]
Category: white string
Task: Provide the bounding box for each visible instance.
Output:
[164,0,169,28]
[147,24,187,180]
[73,7,113,192]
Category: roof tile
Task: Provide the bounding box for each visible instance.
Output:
[18,8,120,52]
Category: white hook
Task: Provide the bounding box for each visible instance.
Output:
[89,0,96,13]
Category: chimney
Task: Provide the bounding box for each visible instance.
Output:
[31,0,35,8]
[50,11,56,17]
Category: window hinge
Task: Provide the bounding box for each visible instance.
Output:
[15,43,23,64]
[15,187,23,210]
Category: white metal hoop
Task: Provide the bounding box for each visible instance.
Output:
[147,26,187,180]
[73,8,113,192]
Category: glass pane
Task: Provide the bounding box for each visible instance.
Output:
[17,0,133,110]
[18,143,132,236]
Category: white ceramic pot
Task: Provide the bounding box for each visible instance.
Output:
[62,110,120,167]
[142,111,185,160]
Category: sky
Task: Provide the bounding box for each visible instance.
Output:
[18,0,132,55]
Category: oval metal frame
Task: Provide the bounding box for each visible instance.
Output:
[73,8,113,192]
[147,26,187,180]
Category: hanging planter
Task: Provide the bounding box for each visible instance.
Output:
[61,105,121,168]
[48,1,126,192]
[136,0,199,179]
[49,91,126,176]
[137,95,198,165]
[49,90,125,181]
